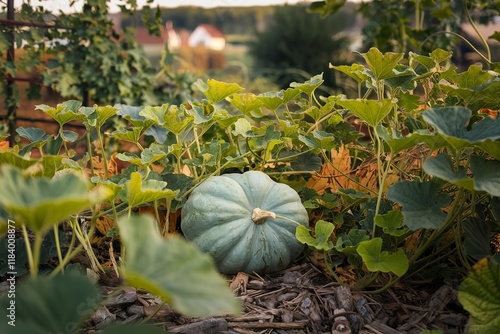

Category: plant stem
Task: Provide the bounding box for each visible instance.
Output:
[372,126,393,236]
[21,225,35,278]
[408,188,466,265]
[30,231,44,278]
[53,225,64,269]
[86,129,95,176]
[97,129,109,179]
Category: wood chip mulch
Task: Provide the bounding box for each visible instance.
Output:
[85,262,468,334]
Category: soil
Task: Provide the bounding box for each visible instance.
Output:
[82,260,468,334]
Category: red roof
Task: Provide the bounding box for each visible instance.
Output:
[135,27,165,45]
[197,24,225,38]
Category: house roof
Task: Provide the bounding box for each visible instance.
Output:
[135,27,165,45]
[197,24,225,38]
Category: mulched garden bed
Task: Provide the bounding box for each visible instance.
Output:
[82,262,467,334]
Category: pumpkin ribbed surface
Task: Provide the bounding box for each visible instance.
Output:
[181,171,309,274]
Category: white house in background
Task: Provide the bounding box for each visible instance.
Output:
[188,24,226,50]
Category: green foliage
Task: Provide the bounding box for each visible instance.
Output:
[0,0,195,114]
[118,215,241,317]
[296,220,335,251]
[249,4,353,88]
[459,258,500,333]
[0,273,167,334]
[1,43,499,328]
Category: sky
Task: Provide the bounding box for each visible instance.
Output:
[12,0,321,13]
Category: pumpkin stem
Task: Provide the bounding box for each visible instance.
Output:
[252,208,276,224]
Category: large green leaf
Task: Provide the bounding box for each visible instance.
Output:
[257,91,283,111]
[356,237,408,276]
[337,99,394,127]
[423,153,474,190]
[296,220,335,251]
[126,172,178,207]
[374,210,409,236]
[0,273,100,334]
[378,128,448,153]
[16,127,51,145]
[195,79,244,104]
[36,101,85,126]
[331,63,369,84]
[458,258,500,334]
[386,180,452,230]
[289,74,324,96]
[0,166,107,233]
[361,47,405,81]
[94,105,118,129]
[422,107,500,150]
[118,215,241,317]
[110,127,147,144]
[139,104,170,126]
[0,151,64,177]
[438,66,500,111]
[470,156,500,197]
[116,147,166,168]
[226,93,263,115]
[463,218,492,260]
[424,154,500,197]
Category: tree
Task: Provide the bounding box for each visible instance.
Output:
[249,4,354,90]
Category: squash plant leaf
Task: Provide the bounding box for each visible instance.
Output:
[335,228,370,254]
[195,79,244,104]
[95,105,118,129]
[439,66,500,111]
[458,258,500,334]
[423,153,474,190]
[386,180,452,230]
[226,93,263,115]
[162,105,192,135]
[118,215,241,317]
[258,91,283,111]
[299,130,337,151]
[361,48,405,81]
[110,127,146,144]
[296,220,335,251]
[116,147,166,168]
[126,172,178,208]
[384,64,417,92]
[463,217,492,260]
[470,156,500,197]
[0,273,100,334]
[140,104,169,126]
[116,104,156,128]
[290,73,324,96]
[0,152,65,177]
[184,103,215,124]
[290,152,322,172]
[331,63,369,84]
[422,107,500,150]
[374,210,409,236]
[144,125,169,144]
[337,99,394,127]
[16,126,51,145]
[0,166,109,234]
[61,130,79,143]
[356,237,409,276]
[36,102,85,126]
[378,128,448,153]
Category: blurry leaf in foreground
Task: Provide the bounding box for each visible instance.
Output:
[118,215,241,317]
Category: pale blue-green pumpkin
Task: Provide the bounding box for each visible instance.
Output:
[181,171,309,274]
